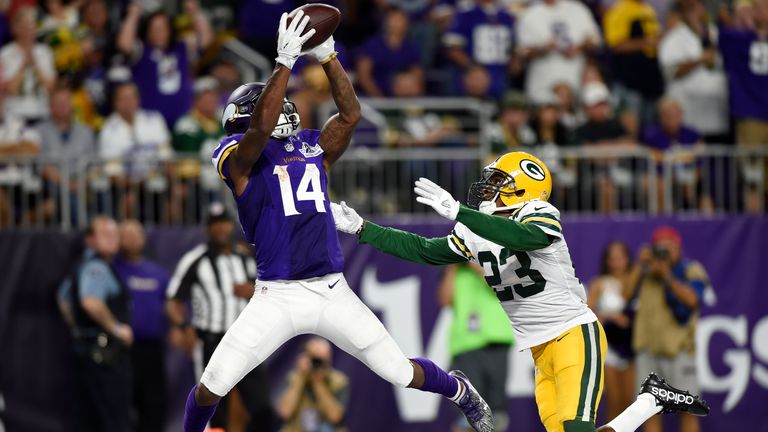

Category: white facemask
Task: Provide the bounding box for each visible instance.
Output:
[272,112,300,139]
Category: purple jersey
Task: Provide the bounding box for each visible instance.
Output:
[132,42,193,127]
[212,129,344,281]
[113,257,170,342]
[719,27,768,121]
[642,124,700,150]
[445,5,515,97]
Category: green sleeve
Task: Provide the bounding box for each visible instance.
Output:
[455,206,552,251]
[358,222,468,265]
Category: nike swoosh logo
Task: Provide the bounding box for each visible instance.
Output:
[533,205,547,211]
[328,279,340,289]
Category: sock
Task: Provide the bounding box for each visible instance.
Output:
[183,385,219,432]
[410,357,464,401]
[605,393,663,432]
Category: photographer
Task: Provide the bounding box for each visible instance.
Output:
[629,226,709,432]
[277,337,349,432]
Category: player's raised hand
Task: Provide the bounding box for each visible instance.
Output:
[303,35,336,64]
[414,177,460,220]
[331,201,363,234]
[276,10,316,70]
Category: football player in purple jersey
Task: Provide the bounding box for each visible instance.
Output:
[182,10,494,432]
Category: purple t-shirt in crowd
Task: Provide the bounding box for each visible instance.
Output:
[357,35,421,96]
[212,129,344,281]
[113,257,170,342]
[132,41,194,127]
[719,27,768,121]
[239,0,297,39]
[642,124,700,150]
[445,5,515,97]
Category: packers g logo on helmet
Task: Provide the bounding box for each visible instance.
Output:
[520,159,546,181]
[467,152,552,214]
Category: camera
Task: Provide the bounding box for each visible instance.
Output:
[652,244,669,260]
[310,357,326,370]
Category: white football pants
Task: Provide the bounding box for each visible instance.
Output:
[200,273,414,396]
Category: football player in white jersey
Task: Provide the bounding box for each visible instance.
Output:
[332,151,709,432]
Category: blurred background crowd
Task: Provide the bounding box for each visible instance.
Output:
[0,1,762,432]
[0,0,765,228]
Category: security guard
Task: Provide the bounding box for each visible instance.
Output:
[58,216,132,432]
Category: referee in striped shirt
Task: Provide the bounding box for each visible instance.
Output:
[166,205,274,431]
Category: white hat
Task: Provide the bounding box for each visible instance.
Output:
[581,82,611,106]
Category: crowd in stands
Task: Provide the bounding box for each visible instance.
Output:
[0,0,766,225]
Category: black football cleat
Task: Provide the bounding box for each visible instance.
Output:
[640,373,710,416]
[449,370,494,432]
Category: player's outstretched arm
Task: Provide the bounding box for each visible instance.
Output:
[229,12,315,191]
[414,178,552,251]
[306,37,361,168]
[331,202,465,265]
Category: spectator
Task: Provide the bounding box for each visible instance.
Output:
[642,97,702,151]
[483,90,537,156]
[98,82,171,219]
[0,6,56,122]
[642,97,710,211]
[443,0,515,98]
[79,0,113,120]
[386,70,461,148]
[517,0,601,105]
[629,226,709,432]
[210,60,242,110]
[165,206,273,431]
[553,81,584,131]
[575,82,632,146]
[603,0,665,124]
[0,91,41,227]
[461,64,493,100]
[277,337,349,432]
[356,7,423,97]
[39,0,84,77]
[659,0,729,141]
[173,77,224,155]
[587,242,636,422]
[117,1,213,127]
[575,82,634,213]
[99,82,172,168]
[530,100,573,146]
[36,85,96,225]
[438,263,513,432]
[719,0,768,212]
[114,219,170,432]
[57,216,132,432]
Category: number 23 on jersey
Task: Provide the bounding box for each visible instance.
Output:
[273,164,326,216]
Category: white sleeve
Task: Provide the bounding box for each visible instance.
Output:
[515,201,563,239]
[516,10,540,48]
[447,223,473,261]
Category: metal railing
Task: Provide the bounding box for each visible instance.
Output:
[0,145,764,230]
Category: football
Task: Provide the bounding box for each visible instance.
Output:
[286,3,341,49]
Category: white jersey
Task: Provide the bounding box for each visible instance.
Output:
[447,200,597,350]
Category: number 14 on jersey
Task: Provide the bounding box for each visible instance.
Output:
[273,164,326,216]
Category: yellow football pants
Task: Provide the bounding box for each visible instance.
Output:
[531,321,607,432]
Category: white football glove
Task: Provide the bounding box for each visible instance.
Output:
[414,177,460,220]
[276,10,316,70]
[303,35,336,64]
[331,201,363,234]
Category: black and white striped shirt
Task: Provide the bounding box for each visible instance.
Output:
[166,244,257,333]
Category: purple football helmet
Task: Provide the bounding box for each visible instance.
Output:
[221,82,300,138]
